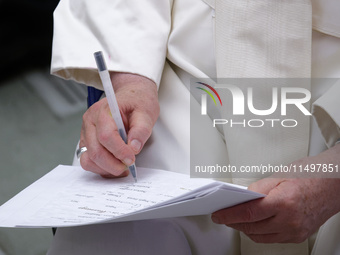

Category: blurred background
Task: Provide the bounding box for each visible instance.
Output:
[0,1,87,254]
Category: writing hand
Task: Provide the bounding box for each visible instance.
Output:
[79,73,159,178]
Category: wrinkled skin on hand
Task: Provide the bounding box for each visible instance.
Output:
[212,144,340,243]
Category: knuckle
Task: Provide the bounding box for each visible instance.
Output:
[82,111,89,121]
[138,124,152,139]
[108,166,128,177]
[80,156,92,172]
[97,130,112,144]
[87,148,101,162]
[114,142,130,158]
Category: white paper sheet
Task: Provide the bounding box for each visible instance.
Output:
[0,165,264,228]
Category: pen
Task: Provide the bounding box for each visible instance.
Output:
[94,51,137,182]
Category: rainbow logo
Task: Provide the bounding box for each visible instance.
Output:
[196,82,222,115]
[196,82,222,106]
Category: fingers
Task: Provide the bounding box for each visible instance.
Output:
[212,201,303,242]
[211,194,279,225]
[79,100,131,177]
[211,178,324,243]
[95,103,136,166]
[211,179,288,243]
[227,217,276,235]
[233,220,309,243]
[211,178,287,226]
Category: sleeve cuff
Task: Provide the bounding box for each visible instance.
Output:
[312,80,340,148]
[50,0,171,89]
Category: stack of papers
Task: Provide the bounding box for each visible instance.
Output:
[0,165,264,228]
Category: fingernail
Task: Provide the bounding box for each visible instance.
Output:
[123,158,133,166]
[131,139,142,152]
[211,215,221,224]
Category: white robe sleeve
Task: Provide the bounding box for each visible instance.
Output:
[311,0,340,148]
[51,0,172,89]
[312,82,340,148]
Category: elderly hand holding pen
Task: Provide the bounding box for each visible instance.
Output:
[78,73,159,178]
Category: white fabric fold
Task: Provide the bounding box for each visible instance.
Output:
[215,0,312,254]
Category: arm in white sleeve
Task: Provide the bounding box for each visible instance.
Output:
[51,0,172,89]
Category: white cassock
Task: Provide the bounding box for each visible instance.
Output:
[49,0,340,254]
